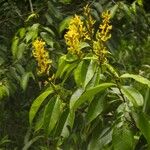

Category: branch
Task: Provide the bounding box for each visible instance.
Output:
[29,0,34,13]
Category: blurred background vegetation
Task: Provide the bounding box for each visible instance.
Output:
[0,0,150,149]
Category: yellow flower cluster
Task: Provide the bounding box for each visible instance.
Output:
[93,40,108,63]
[32,39,52,75]
[99,10,112,42]
[83,5,95,40]
[93,10,112,64]
[64,15,86,57]
[64,5,112,64]
[64,6,96,57]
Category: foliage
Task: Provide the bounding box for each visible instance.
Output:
[0,0,150,149]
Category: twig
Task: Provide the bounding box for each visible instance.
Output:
[29,0,34,13]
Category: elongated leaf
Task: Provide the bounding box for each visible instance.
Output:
[88,127,112,150]
[21,72,35,91]
[48,96,62,134]
[25,24,39,43]
[42,27,55,37]
[73,83,115,110]
[40,32,54,47]
[104,63,119,78]
[18,27,26,39]
[84,60,97,88]
[120,73,150,88]
[121,86,144,107]
[54,109,69,137]
[54,109,75,138]
[74,61,84,87]
[58,16,72,34]
[70,88,84,109]
[110,4,119,18]
[55,55,67,78]
[11,36,19,59]
[62,62,78,83]
[61,110,75,138]
[34,109,45,132]
[86,93,106,124]
[143,88,150,113]
[42,96,56,131]
[29,89,53,125]
[0,135,11,147]
[133,111,150,145]
[22,136,43,150]
[17,43,26,60]
[112,125,134,150]
[74,60,88,87]
[79,42,90,50]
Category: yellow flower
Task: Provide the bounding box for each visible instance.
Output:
[93,40,108,64]
[32,39,52,75]
[64,15,86,57]
[99,10,112,42]
[83,4,95,40]
[93,10,112,64]
[64,6,112,64]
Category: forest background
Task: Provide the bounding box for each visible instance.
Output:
[0,0,150,149]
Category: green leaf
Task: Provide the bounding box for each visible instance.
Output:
[121,86,144,107]
[42,27,55,37]
[84,60,97,88]
[40,32,54,47]
[79,42,90,50]
[61,62,78,81]
[47,1,61,19]
[74,61,84,87]
[17,43,26,60]
[86,67,101,89]
[61,110,75,138]
[120,73,150,88]
[137,0,143,6]
[29,89,53,125]
[54,109,69,137]
[55,55,67,78]
[25,24,39,43]
[0,135,11,146]
[104,63,119,78]
[143,88,150,113]
[54,109,75,138]
[66,53,78,62]
[74,60,88,87]
[11,36,19,59]
[21,72,35,91]
[110,4,119,18]
[40,96,56,132]
[18,27,26,39]
[73,83,115,110]
[58,16,72,34]
[121,2,131,17]
[112,125,134,150]
[47,96,62,135]
[0,85,9,101]
[34,109,45,132]
[133,111,150,145]
[86,93,106,124]
[25,13,38,22]
[22,136,43,150]
[88,127,112,150]
[70,88,84,109]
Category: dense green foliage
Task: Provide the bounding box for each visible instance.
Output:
[0,0,150,149]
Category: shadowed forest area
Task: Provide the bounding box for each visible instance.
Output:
[0,0,150,149]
